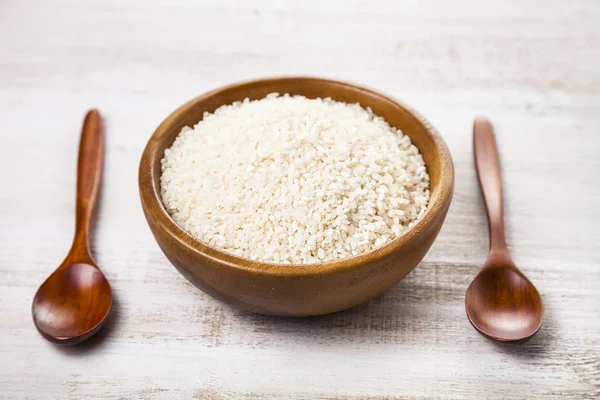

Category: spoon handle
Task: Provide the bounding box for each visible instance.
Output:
[473,117,507,256]
[70,109,103,262]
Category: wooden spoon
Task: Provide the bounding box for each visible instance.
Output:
[32,109,112,345]
[465,117,543,342]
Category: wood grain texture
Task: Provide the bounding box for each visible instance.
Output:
[139,77,454,317]
[1,0,599,399]
[32,109,113,345]
[466,118,543,342]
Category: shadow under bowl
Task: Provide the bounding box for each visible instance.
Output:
[139,76,454,316]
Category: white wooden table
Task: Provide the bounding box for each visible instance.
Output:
[1,1,599,398]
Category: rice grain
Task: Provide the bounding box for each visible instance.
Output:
[160,94,430,264]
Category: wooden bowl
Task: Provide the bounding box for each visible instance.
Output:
[139,77,454,316]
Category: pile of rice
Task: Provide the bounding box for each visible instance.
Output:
[160,94,430,264]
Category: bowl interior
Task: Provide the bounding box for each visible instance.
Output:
[141,77,453,271]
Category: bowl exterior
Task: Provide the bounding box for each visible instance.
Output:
[139,76,454,316]
[141,199,450,316]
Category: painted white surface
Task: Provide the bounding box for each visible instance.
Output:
[1,0,599,398]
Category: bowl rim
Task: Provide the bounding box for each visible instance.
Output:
[139,76,454,277]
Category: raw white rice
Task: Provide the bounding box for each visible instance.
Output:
[160,94,430,264]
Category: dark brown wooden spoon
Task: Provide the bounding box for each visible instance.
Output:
[465,117,543,342]
[32,109,112,345]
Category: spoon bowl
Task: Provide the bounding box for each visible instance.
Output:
[32,109,112,345]
[33,262,112,345]
[466,260,543,342]
[466,117,543,342]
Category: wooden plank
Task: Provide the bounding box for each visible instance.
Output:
[0,0,598,398]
